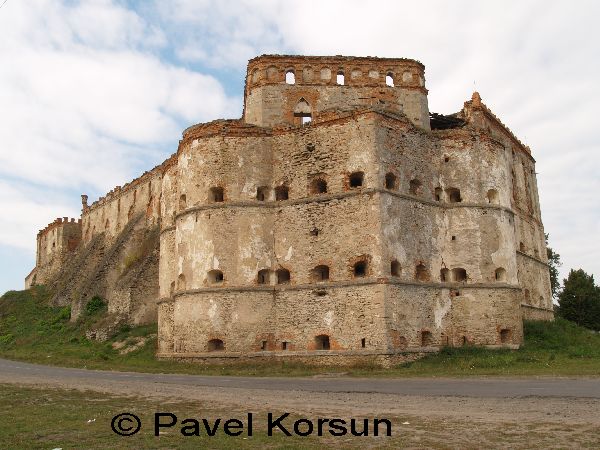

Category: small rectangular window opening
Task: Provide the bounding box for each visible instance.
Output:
[361,338,366,348]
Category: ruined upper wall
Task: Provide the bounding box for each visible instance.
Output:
[243,55,430,130]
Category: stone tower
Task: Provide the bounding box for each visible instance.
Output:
[154,55,552,365]
[27,55,552,366]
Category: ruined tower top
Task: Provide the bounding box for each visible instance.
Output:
[243,54,430,129]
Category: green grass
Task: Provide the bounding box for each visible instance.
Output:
[0,384,331,449]
[1,286,599,377]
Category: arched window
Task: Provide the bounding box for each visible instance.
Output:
[440,268,449,282]
[179,194,186,210]
[285,69,295,85]
[257,269,270,285]
[275,185,289,201]
[409,179,421,195]
[311,265,330,282]
[207,269,224,284]
[434,187,443,202]
[256,186,269,201]
[315,334,330,350]
[336,71,345,85]
[385,72,394,87]
[353,260,367,278]
[391,260,401,277]
[446,188,462,203]
[170,281,175,295]
[207,339,224,352]
[349,171,364,188]
[487,189,499,204]
[294,98,312,124]
[519,242,526,252]
[209,187,224,203]
[385,172,397,190]
[276,268,290,284]
[415,263,429,281]
[495,267,507,281]
[177,274,186,290]
[452,268,467,282]
[310,177,327,195]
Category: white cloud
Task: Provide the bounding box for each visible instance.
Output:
[0,0,239,290]
[1,0,598,291]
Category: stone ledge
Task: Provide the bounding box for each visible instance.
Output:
[171,280,521,297]
[174,188,515,221]
[516,250,550,267]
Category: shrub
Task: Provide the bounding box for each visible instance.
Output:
[85,296,107,316]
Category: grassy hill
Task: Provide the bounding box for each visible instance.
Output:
[1,286,599,377]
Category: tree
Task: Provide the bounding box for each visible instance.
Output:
[545,233,562,299]
[557,269,600,331]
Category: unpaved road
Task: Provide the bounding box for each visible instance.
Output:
[1,358,600,448]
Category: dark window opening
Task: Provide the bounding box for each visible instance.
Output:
[409,179,421,195]
[462,336,468,346]
[315,334,330,350]
[520,242,526,252]
[391,260,401,277]
[275,185,289,201]
[276,268,290,284]
[207,339,224,352]
[451,235,456,241]
[256,186,269,201]
[306,143,315,152]
[261,340,267,351]
[495,267,506,282]
[361,338,366,348]
[421,331,433,347]
[310,178,327,195]
[487,189,499,204]
[415,263,429,282]
[257,269,270,285]
[385,172,397,190]
[353,260,367,278]
[282,341,288,350]
[444,155,450,162]
[452,268,467,282]
[311,265,330,282]
[349,171,364,188]
[177,274,186,290]
[170,281,175,295]
[434,187,443,201]
[315,290,327,297]
[209,187,224,203]
[179,194,186,210]
[208,269,224,284]
[500,329,511,344]
[309,228,320,237]
[440,268,449,282]
[446,188,462,203]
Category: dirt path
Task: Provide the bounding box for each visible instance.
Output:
[1,358,599,448]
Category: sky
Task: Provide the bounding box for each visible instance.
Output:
[0,0,598,294]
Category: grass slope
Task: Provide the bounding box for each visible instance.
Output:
[1,286,599,377]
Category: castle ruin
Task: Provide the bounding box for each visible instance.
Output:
[26,55,553,365]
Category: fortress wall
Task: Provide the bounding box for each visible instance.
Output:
[81,164,165,245]
[159,284,387,355]
[244,55,429,129]
[271,284,387,351]
[385,284,522,348]
[34,218,81,284]
[517,253,554,312]
[170,291,275,353]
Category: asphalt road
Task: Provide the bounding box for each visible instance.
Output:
[1,357,599,398]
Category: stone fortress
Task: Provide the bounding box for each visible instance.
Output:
[26,55,553,365]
